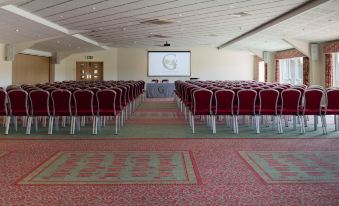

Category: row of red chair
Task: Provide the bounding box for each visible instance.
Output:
[174,80,339,135]
[0,80,145,135]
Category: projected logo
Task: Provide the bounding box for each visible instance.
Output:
[157,85,165,94]
[162,54,177,70]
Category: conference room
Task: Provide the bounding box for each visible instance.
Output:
[0,0,339,205]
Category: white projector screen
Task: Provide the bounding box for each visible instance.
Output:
[148,51,191,76]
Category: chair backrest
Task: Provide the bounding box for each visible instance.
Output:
[111,87,122,110]
[96,89,117,116]
[152,79,159,83]
[259,89,279,115]
[162,79,169,83]
[303,89,324,115]
[237,89,256,115]
[214,89,234,115]
[0,90,7,115]
[73,90,94,116]
[51,89,72,116]
[326,88,339,112]
[281,89,301,115]
[7,89,29,116]
[29,90,50,116]
[192,89,213,115]
[117,86,127,107]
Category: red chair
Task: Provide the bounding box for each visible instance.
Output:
[235,89,258,134]
[324,88,339,131]
[27,90,50,134]
[73,90,95,134]
[258,89,281,133]
[0,90,7,130]
[96,89,119,134]
[302,89,326,134]
[51,89,73,134]
[5,89,29,134]
[117,85,128,122]
[214,89,236,133]
[111,87,124,127]
[280,89,304,133]
[190,89,213,133]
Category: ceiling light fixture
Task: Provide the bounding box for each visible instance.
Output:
[92,7,96,10]
[1,4,110,50]
[15,28,19,32]
[229,12,250,17]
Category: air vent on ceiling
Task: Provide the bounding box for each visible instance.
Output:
[229,12,250,17]
[148,34,170,38]
[140,19,175,25]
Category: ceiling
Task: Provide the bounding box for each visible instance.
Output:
[0,0,338,53]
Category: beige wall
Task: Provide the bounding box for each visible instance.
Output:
[117,48,255,82]
[12,54,50,85]
[0,44,12,88]
[62,49,118,81]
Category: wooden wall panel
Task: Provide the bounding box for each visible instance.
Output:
[12,54,50,85]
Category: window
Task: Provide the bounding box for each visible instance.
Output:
[334,53,339,86]
[280,57,303,85]
[258,61,265,82]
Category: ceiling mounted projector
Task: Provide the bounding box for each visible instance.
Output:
[164,41,170,47]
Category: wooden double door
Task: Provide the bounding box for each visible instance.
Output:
[76,61,104,81]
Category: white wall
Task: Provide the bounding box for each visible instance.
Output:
[117,48,255,82]
[0,44,12,87]
[54,59,67,82]
[59,48,118,81]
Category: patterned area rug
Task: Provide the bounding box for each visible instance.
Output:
[0,139,339,205]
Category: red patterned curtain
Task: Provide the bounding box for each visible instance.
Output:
[303,57,310,86]
[275,60,280,82]
[325,54,334,88]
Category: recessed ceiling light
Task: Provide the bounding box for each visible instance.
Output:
[229,5,235,8]
[122,27,126,31]
[150,32,153,35]
[229,12,250,17]
[179,14,183,17]
[92,7,96,10]
[15,28,19,32]
[77,46,81,49]
[60,15,63,18]
[99,27,104,30]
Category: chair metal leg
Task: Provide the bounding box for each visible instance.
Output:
[48,117,54,134]
[92,116,96,135]
[26,116,32,135]
[335,115,338,131]
[4,116,11,134]
[321,115,327,135]
[191,114,195,134]
[212,115,216,134]
[115,116,118,135]
[13,116,17,131]
[255,116,260,134]
[70,116,75,134]
[314,115,318,131]
[34,117,38,132]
